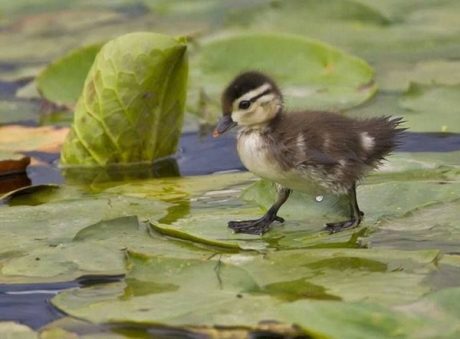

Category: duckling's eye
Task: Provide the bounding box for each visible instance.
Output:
[238,100,251,110]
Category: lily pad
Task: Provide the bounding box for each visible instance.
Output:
[227,0,460,70]
[60,32,188,166]
[0,322,36,338]
[278,287,460,338]
[242,178,460,225]
[0,196,171,282]
[190,33,377,122]
[369,199,460,253]
[36,44,102,105]
[399,83,460,133]
[379,60,460,91]
[51,247,440,327]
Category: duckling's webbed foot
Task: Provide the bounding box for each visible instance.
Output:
[228,186,291,235]
[228,214,284,235]
[325,183,363,234]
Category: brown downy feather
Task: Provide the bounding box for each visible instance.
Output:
[357,116,406,167]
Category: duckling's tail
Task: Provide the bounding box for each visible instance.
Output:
[359,116,406,166]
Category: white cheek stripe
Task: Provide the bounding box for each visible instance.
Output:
[256,93,276,104]
[236,83,272,104]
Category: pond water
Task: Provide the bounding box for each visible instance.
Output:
[1,1,460,335]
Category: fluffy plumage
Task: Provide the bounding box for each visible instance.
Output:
[214,71,405,235]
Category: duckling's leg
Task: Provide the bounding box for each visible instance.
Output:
[228,186,291,235]
[325,183,363,234]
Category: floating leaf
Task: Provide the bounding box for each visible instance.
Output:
[399,83,460,133]
[51,247,439,326]
[379,60,460,91]
[230,0,460,65]
[60,32,188,166]
[190,33,376,122]
[369,199,460,253]
[0,197,171,282]
[36,44,102,105]
[0,322,36,338]
[279,287,460,339]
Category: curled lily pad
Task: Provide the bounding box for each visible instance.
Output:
[60,32,188,166]
[190,33,376,122]
[36,44,102,105]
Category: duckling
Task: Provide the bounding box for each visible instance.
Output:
[213,71,405,235]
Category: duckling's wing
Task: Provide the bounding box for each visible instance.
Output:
[297,149,339,167]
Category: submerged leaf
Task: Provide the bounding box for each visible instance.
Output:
[60,32,188,166]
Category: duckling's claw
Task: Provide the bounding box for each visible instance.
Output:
[228,214,284,235]
[325,218,360,234]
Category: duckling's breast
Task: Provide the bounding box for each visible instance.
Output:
[237,129,349,194]
[237,130,282,181]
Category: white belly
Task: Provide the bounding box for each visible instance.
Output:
[237,132,281,180]
[237,132,323,193]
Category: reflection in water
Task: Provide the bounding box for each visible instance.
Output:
[62,157,180,185]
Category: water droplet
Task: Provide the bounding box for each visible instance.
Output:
[315,195,324,202]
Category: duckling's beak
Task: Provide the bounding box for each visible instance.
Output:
[213,115,237,138]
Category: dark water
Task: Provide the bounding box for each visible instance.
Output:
[19,130,460,187]
[0,276,123,329]
[1,129,460,330]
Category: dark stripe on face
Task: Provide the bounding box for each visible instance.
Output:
[249,89,272,102]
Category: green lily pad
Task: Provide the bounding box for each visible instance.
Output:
[60,32,188,166]
[51,247,439,327]
[379,60,460,91]
[369,199,460,253]
[227,248,438,305]
[227,0,460,69]
[0,196,170,282]
[190,32,376,122]
[278,287,460,338]
[0,322,36,339]
[243,178,460,225]
[399,83,460,133]
[36,44,102,105]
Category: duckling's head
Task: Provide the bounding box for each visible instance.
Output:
[213,71,283,137]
